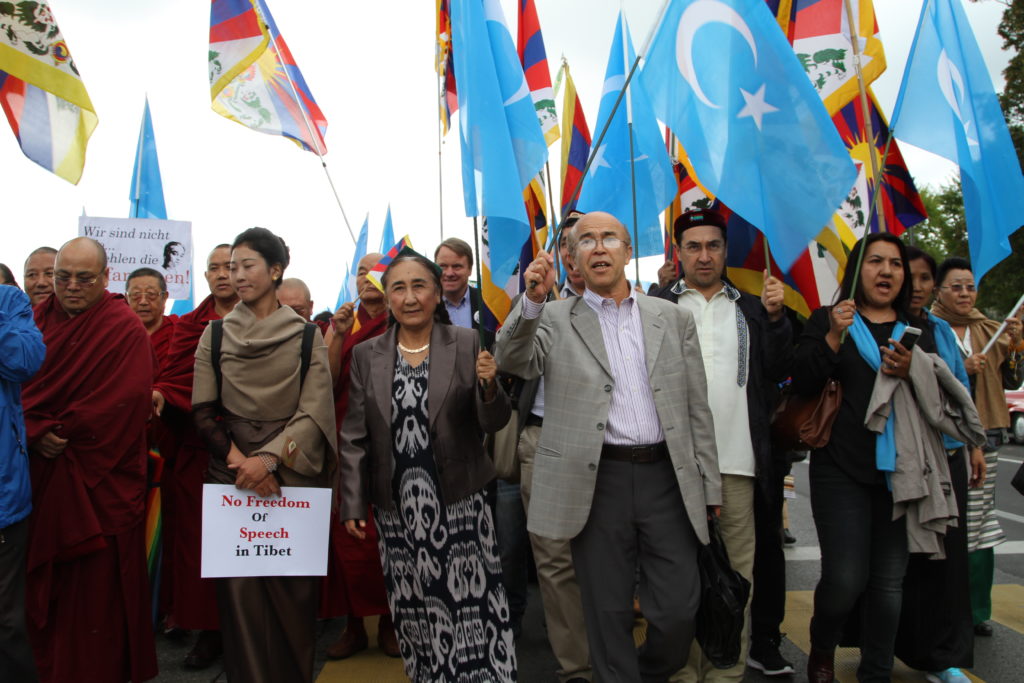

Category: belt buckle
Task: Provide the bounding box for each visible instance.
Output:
[630,446,647,463]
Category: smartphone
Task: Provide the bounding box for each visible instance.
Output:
[898,326,922,352]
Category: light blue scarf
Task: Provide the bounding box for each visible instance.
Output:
[926,310,970,450]
[848,312,906,477]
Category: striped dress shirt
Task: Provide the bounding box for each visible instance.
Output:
[522,288,664,445]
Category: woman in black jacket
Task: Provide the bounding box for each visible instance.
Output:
[793,233,933,683]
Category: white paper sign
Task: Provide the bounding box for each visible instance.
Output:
[78,216,193,299]
[201,485,332,578]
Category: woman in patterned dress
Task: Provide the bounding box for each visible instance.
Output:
[339,252,515,682]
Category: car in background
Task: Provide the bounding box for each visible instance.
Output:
[1008,386,1024,444]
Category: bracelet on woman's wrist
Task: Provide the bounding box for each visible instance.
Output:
[258,453,279,474]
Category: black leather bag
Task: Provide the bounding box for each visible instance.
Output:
[695,516,752,669]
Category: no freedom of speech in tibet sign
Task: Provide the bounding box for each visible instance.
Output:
[201,485,332,578]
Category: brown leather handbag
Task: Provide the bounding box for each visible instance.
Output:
[771,378,842,452]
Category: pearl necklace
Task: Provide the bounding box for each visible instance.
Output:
[398,341,430,354]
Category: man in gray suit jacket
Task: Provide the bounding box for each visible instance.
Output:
[495,211,721,683]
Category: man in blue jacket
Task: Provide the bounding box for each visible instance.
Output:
[0,284,46,681]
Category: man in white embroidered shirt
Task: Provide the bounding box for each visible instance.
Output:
[656,209,794,681]
[496,211,721,683]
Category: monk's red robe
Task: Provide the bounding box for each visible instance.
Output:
[22,292,158,683]
[146,314,178,618]
[152,294,223,629]
[320,306,390,618]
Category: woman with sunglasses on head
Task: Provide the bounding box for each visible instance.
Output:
[930,257,1023,640]
[792,233,975,683]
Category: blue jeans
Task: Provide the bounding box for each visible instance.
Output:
[496,478,529,633]
[809,459,908,682]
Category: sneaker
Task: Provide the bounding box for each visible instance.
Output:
[747,636,795,676]
[926,668,970,683]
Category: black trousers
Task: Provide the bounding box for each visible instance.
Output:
[751,462,787,643]
[571,458,701,683]
[895,448,974,671]
[809,458,908,683]
[0,517,37,682]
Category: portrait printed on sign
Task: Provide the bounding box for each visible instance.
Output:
[78,216,193,299]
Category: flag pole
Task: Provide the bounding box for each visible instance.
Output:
[544,162,562,284]
[529,0,671,295]
[262,20,357,247]
[471,216,488,350]
[842,0,886,234]
[437,72,447,242]
[621,8,641,287]
[980,292,1024,356]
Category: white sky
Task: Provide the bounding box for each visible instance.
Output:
[0,0,1013,310]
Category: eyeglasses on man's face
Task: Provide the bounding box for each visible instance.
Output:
[54,272,100,288]
[577,236,628,252]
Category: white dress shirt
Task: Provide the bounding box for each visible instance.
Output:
[674,281,755,476]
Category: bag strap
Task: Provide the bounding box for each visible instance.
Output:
[210,319,224,399]
[299,322,317,388]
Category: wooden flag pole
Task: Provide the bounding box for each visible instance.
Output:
[842,0,886,235]
[263,22,357,247]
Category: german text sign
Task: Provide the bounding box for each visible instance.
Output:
[201,485,331,578]
[78,216,193,299]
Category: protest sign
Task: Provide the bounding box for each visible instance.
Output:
[201,485,332,578]
[78,216,192,299]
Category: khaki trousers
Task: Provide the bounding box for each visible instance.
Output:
[672,474,755,682]
[519,423,592,682]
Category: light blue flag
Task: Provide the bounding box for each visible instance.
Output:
[129,98,193,314]
[336,214,369,310]
[130,98,166,220]
[577,13,676,258]
[380,204,395,255]
[451,0,548,284]
[891,0,1024,282]
[644,0,857,271]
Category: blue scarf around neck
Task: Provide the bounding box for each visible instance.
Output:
[848,312,906,477]
[926,310,970,449]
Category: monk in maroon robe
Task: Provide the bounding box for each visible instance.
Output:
[320,253,399,659]
[126,268,179,619]
[151,245,238,669]
[22,238,158,682]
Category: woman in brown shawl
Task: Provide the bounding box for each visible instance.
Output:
[192,227,338,682]
[931,257,1023,638]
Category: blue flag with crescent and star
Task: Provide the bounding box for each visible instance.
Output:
[644,0,856,271]
[891,0,1024,282]
[576,13,676,259]
[451,0,548,285]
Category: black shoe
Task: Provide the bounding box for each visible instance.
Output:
[184,630,223,670]
[748,635,795,677]
[782,528,797,545]
[974,622,993,637]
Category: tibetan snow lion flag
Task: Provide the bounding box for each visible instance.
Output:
[0,0,98,184]
[208,0,327,154]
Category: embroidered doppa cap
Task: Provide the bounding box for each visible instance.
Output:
[673,208,728,244]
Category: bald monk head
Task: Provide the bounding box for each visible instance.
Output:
[277,277,314,321]
[354,252,386,316]
[24,246,57,306]
[54,237,109,317]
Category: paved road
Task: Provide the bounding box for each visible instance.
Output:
[153,444,1024,681]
